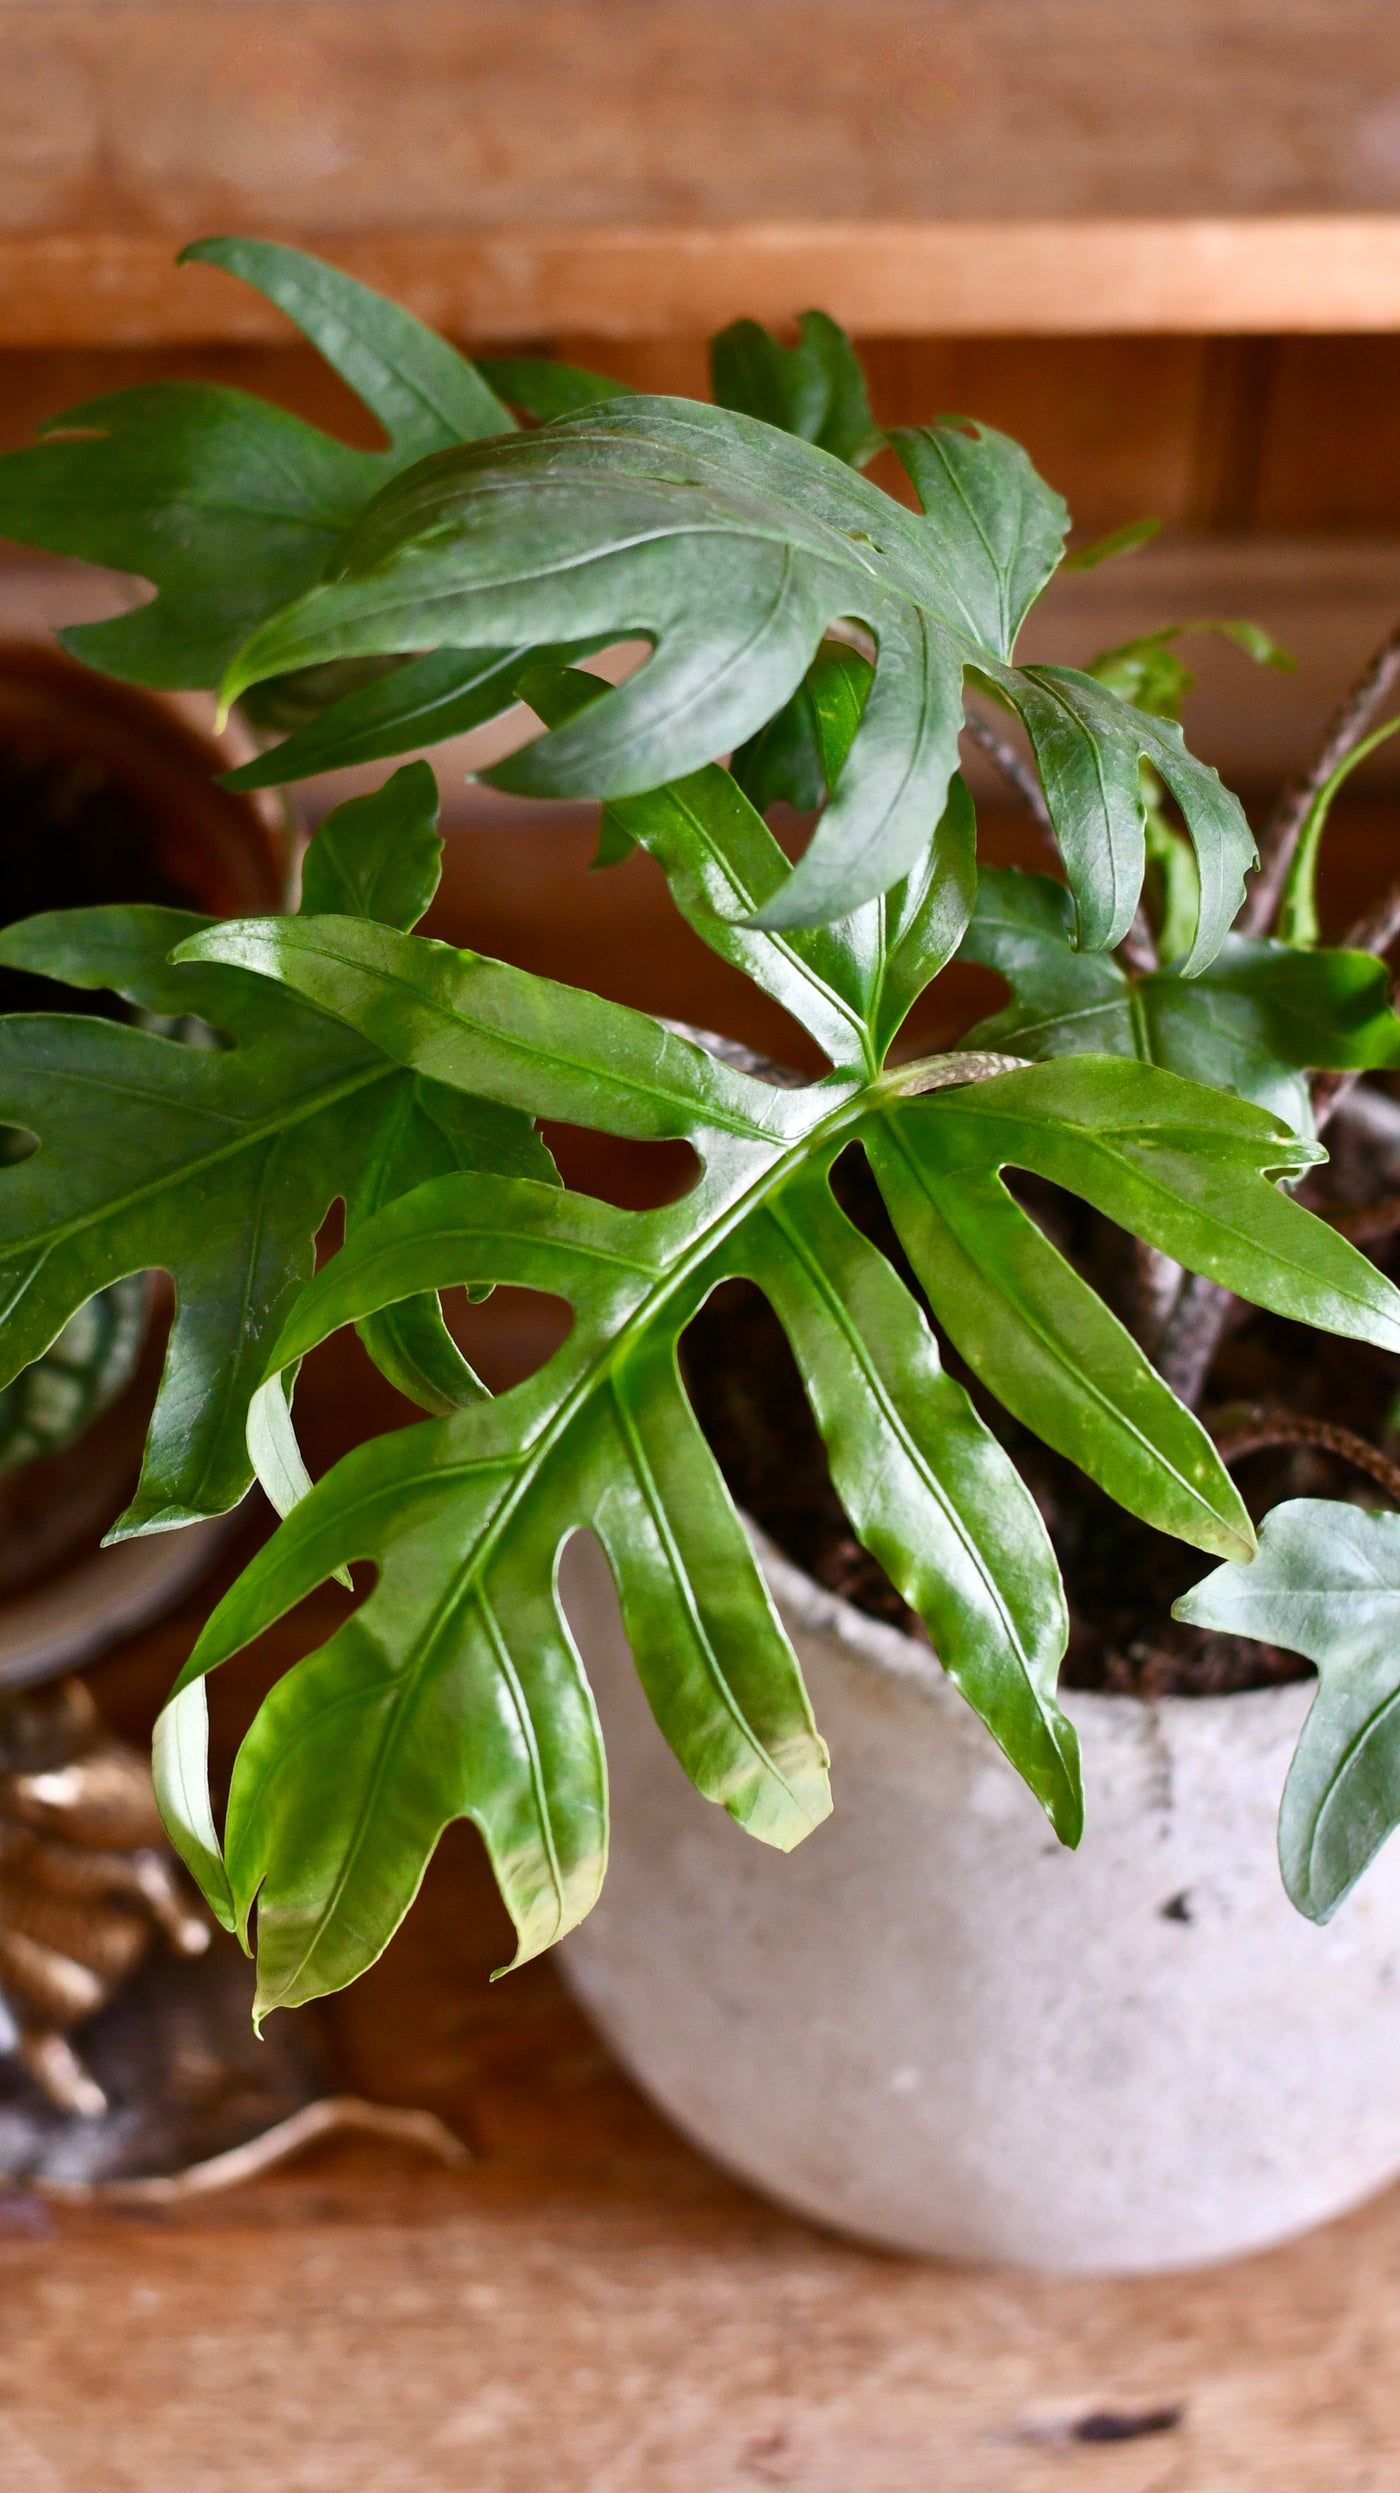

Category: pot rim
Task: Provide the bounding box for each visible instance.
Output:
[744,1513,1315,1733]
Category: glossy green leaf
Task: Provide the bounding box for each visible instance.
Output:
[165,897,1400,2001]
[730,637,872,819]
[867,1054,1400,1550]
[710,311,882,468]
[178,914,783,1143]
[161,1084,1071,2004]
[0,778,551,1530]
[978,663,1254,973]
[216,396,1252,954]
[962,867,1400,1130]
[299,760,444,930]
[224,648,544,791]
[525,656,974,1074]
[1176,1500,1400,1921]
[881,1056,1400,1355]
[183,237,513,454]
[0,237,515,689]
[866,1085,1255,1559]
[889,420,1068,659]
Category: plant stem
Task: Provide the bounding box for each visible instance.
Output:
[962,710,1053,832]
[1339,879,1400,962]
[658,1021,809,1088]
[1211,1405,1400,1505]
[1153,1272,1237,1406]
[1242,615,1400,935]
[1117,904,1160,976]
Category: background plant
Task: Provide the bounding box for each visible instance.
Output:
[1,240,1398,2010]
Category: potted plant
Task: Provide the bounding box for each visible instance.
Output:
[3,237,1400,2268]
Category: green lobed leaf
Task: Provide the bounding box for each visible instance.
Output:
[977,663,1255,974]
[730,637,872,820]
[892,1057,1400,1355]
[890,420,1069,661]
[0,237,516,689]
[224,640,609,792]
[176,915,788,1144]
[156,900,1400,2003]
[962,867,1400,1131]
[866,1055,1400,1546]
[214,395,1252,954]
[865,1088,1257,1561]
[299,760,444,931]
[0,775,551,1529]
[710,311,882,468]
[524,656,975,1074]
[182,237,513,456]
[1176,1500,1400,1921]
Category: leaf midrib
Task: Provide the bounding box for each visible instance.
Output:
[0,1047,396,1264]
[875,1113,1236,1537]
[230,928,776,1142]
[763,1187,1041,1683]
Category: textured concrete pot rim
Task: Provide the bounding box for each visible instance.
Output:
[745,1515,1313,1750]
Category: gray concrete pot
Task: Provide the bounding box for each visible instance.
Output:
[558,1527,1400,2275]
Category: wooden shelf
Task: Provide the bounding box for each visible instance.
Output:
[7,3,1400,344]
[12,217,1400,348]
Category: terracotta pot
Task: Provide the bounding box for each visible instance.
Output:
[0,639,287,1685]
[558,1527,1400,2276]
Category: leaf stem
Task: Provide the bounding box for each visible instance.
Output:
[1242,615,1400,935]
[1117,904,1160,977]
[962,709,1053,836]
[1152,1273,1238,1409]
[1211,1405,1400,1506]
[1276,714,1400,948]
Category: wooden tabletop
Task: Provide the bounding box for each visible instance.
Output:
[9,1558,1400,2493]
[7,3,1400,343]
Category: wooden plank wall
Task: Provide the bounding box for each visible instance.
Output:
[6,2,1400,236]
[4,331,1398,540]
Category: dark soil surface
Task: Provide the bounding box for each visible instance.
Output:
[683,1136,1400,1700]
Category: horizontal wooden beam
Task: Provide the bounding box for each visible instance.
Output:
[9,218,1400,347]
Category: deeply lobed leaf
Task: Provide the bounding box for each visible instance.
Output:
[154,878,1400,2002]
[963,867,1400,1132]
[0,237,515,690]
[0,770,552,1532]
[1178,1502,1400,1921]
[215,396,1253,955]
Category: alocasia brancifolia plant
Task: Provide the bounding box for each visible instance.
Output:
[3,238,1400,2019]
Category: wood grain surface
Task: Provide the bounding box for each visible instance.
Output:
[4,1540,1396,2493]
[6,2,1400,339]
